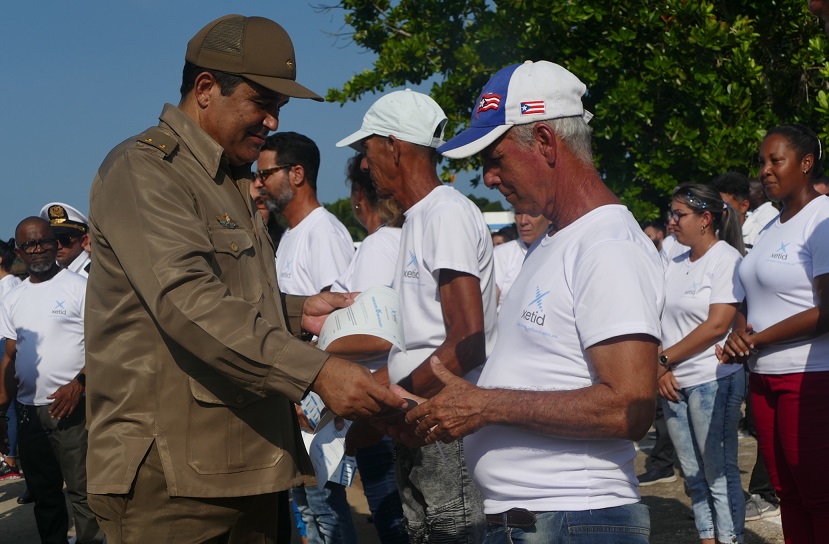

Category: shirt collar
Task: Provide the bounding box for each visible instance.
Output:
[158,104,226,178]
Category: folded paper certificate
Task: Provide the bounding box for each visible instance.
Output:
[317,286,406,353]
[301,421,357,489]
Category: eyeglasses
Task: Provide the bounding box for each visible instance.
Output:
[669,210,697,223]
[56,234,80,247]
[17,238,57,254]
[255,164,295,180]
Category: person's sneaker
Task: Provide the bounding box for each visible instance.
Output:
[745,494,780,521]
[0,460,22,481]
[637,468,677,486]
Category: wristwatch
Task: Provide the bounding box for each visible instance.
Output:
[658,354,671,368]
[75,373,86,388]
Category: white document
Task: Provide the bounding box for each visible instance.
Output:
[317,286,405,353]
[301,422,357,489]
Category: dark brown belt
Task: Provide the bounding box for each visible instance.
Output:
[485,508,538,528]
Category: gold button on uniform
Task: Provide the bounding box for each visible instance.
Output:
[230,242,239,252]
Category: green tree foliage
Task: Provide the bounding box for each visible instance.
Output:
[466,194,506,212]
[324,0,829,219]
[324,197,369,241]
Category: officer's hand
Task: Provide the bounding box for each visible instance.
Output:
[47,379,84,419]
[311,357,407,419]
[302,292,357,336]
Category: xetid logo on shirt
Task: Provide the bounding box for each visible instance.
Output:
[52,300,67,316]
[521,287,550,326]
[684,280,700,296]
[402,251,419,280]
[280,259,293,279]
[771,242,789,261]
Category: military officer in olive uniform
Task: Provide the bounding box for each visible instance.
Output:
[85,15,404,543]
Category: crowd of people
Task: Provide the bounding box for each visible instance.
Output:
[1,8,829,544]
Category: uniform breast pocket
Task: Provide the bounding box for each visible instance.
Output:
[208,228,264,304]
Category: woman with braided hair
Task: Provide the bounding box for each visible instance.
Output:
[722,124,829,543]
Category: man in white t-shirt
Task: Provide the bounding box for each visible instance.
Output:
[406,61,663,543]
[253,131,358,543]
[493,212,552,311]
[337,89,496,543]
[254,132,355,294]
[742,178,780,249]
[0,217,102,543]
[39,202,91,278]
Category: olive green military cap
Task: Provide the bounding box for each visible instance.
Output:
[186,15,323,102]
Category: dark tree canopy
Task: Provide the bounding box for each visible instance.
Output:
[325,0,829,219]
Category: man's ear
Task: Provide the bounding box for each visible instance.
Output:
[290,164,306,187]
[738,198,750,215]
[193,72,217,109]
[534,123,557,166]
[81,233,91,253]
[387,135,402,165]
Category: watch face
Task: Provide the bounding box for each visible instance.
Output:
[659,354,669,366]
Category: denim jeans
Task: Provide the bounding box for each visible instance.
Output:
[395,440,485,543]
[291,482,357,544]
[662,369,746,543]
[356,437,409,543]
[483,503,650,544]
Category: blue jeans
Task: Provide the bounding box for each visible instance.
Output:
[483,503,650,544]
[663,369,746,543]
[356,437,408,544]
[291,482,357,544]
[395,440,485,543]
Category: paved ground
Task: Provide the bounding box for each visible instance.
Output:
[0,433,784,543]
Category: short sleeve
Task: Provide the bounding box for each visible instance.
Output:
[422,202,483,280]
[573,240,662,348]
[0,300,16,341]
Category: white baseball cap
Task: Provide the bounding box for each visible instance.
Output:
[438,61,593,159]
[336,89,448,151]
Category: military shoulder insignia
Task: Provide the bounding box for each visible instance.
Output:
[217,213,238,229]
[136,127,178,157]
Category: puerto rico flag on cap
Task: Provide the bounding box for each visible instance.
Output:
[439,60,592,159]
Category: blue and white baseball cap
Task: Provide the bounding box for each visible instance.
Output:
[336,89,448,151]
[438,61,593,159]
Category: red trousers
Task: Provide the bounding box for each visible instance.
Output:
[750,371,829,544]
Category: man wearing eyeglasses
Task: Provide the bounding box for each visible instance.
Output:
[84,15,405,542]
[0,216,103,543]
[39,202,91,277]
[253,131,357,542]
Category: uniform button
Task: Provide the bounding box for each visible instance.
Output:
[235,394,245,404]
[230,242,239,252]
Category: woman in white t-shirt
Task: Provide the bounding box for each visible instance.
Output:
[327,153,409,544]
[0,238,22,480]
[659,184,747,544]
[722,125,829,543]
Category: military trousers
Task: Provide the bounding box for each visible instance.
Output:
[89,443,282,543]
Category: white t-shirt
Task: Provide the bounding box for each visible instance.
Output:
[743,202,780,249]
[276,207,355,296]
[68,251,91,278]
[660,234,688,266]
[331,226,401,372]
[0,270,87,405]
[493,239,528,312]
[387,186,497,385]
[0,274,21,304]
[662,241,744,388]
[464,205,664,514]
[739,197,829,374]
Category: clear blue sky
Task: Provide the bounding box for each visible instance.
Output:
[0,1,505,239]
